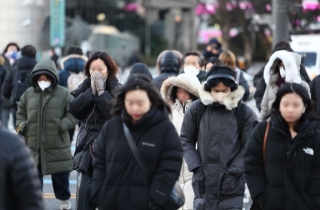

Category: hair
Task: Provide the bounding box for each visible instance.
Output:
[21,45,36,57]
[2,42,20,55]
[272,41,293,53]
[85,51,119,81]
[219,50,236,70]
[112,73,171,116]
[269,83,320,131]
[183,51,205,68]
[169,86,198,103]
[205,57,223,69]
[204,66,238,92]
[67,46,83,56]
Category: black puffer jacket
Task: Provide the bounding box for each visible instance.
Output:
[92,105,183,209]
[180,86,258,209]
[311,74,320,116]
[0,128,43,210]
[244,118,320,210]
[68,77,120,172]
[2,56,37,104]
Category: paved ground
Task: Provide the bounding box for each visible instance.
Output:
[5,63,264,210]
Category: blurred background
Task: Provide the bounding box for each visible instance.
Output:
[1,0,320,68]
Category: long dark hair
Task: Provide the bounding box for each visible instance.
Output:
[268,83,319,132]
[112,73,171,116]
[84,51,119,81]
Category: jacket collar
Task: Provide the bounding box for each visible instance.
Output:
[198,84,245,110]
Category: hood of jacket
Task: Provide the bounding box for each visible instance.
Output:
[30,59,59,90]
[130,63,153,81]
[60,54,87,73]
[264,50,302,85]
[198,84,245,110]
[17,56,37,70]
[161,73,201,105]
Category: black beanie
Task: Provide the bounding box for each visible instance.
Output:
[205,65,238,91]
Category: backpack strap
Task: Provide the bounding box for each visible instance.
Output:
[195,102,206,134]
[263,121,270,168]
[235,103,247,139]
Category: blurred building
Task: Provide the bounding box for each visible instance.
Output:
[0,0,49,52]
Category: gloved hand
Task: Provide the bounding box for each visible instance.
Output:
[91,76,97,95]
[91,71,106,96]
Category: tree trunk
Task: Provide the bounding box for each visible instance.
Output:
[217,0,231,50]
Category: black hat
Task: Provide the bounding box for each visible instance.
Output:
[159,52,180,74]
[130,63,153,81]
[206,65,236,82]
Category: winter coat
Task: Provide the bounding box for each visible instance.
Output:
[311,74,320,116]
[236,68,250,101]
[0,128,43,210]
[254,64,310,111]
[180,84,258,210]
[92,105,183,209]
[16,59,77,175]
[58,54,87,88]
[161,73,201,210]
[2,56,37,106]
[244,118,320,210]
[259,51,311,121]
[0,56,7,104]
[68,77,121,172]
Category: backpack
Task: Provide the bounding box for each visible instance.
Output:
[195,101,247,137]
[12,70,31,105]
[67,72,85,92]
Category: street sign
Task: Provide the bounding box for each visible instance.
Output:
[50,0,65,47]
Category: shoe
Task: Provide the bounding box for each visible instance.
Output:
[60,200,71,210]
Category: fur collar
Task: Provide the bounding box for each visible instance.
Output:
[161,74,201,105]
[198,84,245,110]
[264,50,302,85]
[60,54,87,69]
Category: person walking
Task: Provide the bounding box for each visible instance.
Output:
[244,83,320,210]
[92,74,183,209]
[129,62,153,81]
[202,38,222,59]
[0,126,44,210]
[180,66,258,210]
[2,45,37,127]
[310,74,320,116]
[161,73,201,210]
[259,50,310,121]
[16,59,77,210]
[68,51,121,210]
[153,50,182,90]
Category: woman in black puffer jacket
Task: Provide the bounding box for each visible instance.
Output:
[68,51,121,210]
[244,83,320,210]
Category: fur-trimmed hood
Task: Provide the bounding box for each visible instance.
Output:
[161,73,201,105]
[198,84,245,110]
[60,54,87,72]
[264,50,302,85]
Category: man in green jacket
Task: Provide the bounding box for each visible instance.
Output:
[16,59,77,210]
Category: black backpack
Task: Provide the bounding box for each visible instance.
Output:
[195,102,247,137]
[12,70,31,105]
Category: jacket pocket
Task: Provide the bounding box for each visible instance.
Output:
[221,172,245,197]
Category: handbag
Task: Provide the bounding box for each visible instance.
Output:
[123,122,185,209]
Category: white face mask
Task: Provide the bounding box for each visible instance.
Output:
[211,92,231,103]
[279,66,286,79]
[184,66,200,76]
[38,81,51,91]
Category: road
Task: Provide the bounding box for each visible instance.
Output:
[6,63,263,210]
